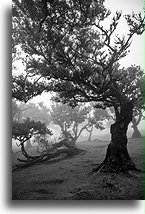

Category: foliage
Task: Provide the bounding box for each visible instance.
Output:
[12,99,21,121]
[12,0,144,112]
[49,102,89,140]
[132,109,143,127]
[12,117,52,145]
[88,107,111,130]
[34,134,52,151]
[18,101,50,125]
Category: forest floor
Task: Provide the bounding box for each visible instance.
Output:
[12,137,144,200]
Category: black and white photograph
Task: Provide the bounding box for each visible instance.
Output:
[11,0,144,203]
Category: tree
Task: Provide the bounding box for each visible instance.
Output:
[131,106,144,139]
[18,101,50,125]
[86,107,110,141]
[109,66,144,139]
[49,102,90,147]
[12,100,51,150]
[12,117,84,170]
[12,0,144,172]
[34,134,53,153]
[12,99,21,121]
[12,117,52,159]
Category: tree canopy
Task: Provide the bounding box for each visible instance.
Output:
[49,102,89,142]
[12,0,144,110]
[88,107,110,129]
[12,117,52,145]
[17,101,50,125]
[12,99,21,121]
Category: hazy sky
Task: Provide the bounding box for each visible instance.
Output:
[14,0,144,106]
[105,0,143,12]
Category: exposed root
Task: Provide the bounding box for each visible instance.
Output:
[91,143,137,174]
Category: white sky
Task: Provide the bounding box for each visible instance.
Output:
[13,0,144,107]
[104,0,143,68]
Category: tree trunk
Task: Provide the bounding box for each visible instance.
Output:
[131,125,142,138]
[85,124,93,142]
[53,138,81,154]
[88,131,92,141]
[20,143,31,159]
[92,102,137,173]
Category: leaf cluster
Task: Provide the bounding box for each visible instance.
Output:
[12,117,52,144]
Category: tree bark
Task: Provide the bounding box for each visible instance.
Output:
[92,102,137,173]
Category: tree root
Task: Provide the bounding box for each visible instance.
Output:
[91,143,139,174]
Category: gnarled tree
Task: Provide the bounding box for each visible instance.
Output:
[86,107,111,141]
[18,101,50,124]
[12,117,52,159]
[131,109,143,138]
[12,0,144,172]
[49,102,90,150]
[109,65,144,139]
[131,98,144,138]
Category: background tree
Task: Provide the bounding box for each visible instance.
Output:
[49,102,90,147]
[12,99,32,150]
[131,106,144,139]
[12,116,85,170]
[12,99,21,121]
[12,117,52,159]
[86,107,111,141]
[12,100,51,150]
[33,133,53,153]
[12,0,144,173]
[18,101,50,124]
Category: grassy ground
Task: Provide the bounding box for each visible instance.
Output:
[12,137,144,200]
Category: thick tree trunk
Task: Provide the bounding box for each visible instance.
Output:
[131,125,142,138]
[92,102,137,173]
